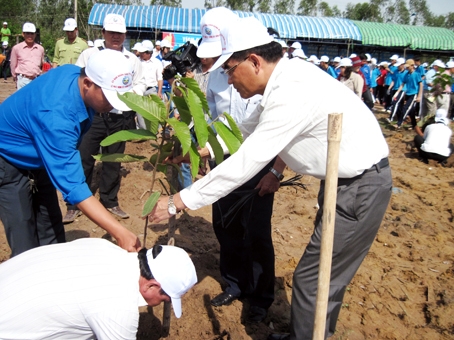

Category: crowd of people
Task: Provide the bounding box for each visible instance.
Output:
[0,8,452,340]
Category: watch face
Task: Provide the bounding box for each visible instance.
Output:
[168,206,177,215]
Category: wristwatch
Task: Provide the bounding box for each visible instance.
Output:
[269,167,284,181]
[168,195,177,215]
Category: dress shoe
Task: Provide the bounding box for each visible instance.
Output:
[267,333,290,340]
[107,206,129,219]
[62,209,82,224]
[210,291,238,307]
[246,305,267,323]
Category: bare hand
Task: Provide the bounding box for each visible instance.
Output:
[255,172,280,196]
[115,229,141,252]
[147,196,173,223]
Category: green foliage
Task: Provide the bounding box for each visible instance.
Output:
[142,191,161,217]
[100,129,156,146]
[430,72,453,98]
[298,0,317,16]
[212,121,242,155]
[92,153,149,162]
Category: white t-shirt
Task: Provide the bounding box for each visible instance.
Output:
[141,57,163,88]
[0,239,146,340]
[181,58,389,210]
[421,122,452,157]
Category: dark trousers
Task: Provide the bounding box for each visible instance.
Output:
[362,87,374,110]
[376,85,386,104]
[2,61,9,80]
[67,112,135,210]
[398,94,418,127]
[389,91,404,121]
[0,156,65,257]
[384,87,394,109]
[290,163,392,340]
[212,162,275,309]
[414,135,453,163]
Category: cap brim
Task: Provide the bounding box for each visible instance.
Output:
[197,41,221,58]
[208,52,233,73]
[63,27,76,31]
[102,89,132,112]
[171,297,182,318]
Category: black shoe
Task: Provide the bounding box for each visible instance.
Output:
[210,291,238,307]
[267,333,290,340]
[246,305,267,323]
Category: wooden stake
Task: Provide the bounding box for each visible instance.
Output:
[313,113,343,340]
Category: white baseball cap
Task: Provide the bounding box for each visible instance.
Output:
[395,57,406,67]
[131,42,142,51]
[320,55,329,63]
[155,40,161,46]
[137,40,154,52]
[278,40,288,48]
[446,61,454,68]
[435,108,449,125]
[2,41,8,47]
[63,18,77,31]
[371,58,377,65]
[103,13,126,33]
[336,58,352,69]
[85,49,134,111]
[365,53,371,61]
[432,59,446,68]
[308,55,318,62]
[22,22,36,33]
[333,56,341,63]
[3,22,7,25]
[146,245,197,318]
[292,48,307,59]
[161,39,173,49]
[210,16,274,72]
[349,53,357,58]
[197,7,238,58]
[390,54,399,60]
[87,40,94,47]
[94,39,104,48]
[290,41,302,49]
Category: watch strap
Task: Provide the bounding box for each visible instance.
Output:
[269,167,284,181]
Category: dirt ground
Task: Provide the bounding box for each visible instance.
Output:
[1,79,453,340]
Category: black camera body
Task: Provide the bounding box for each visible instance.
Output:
[162,41,200,80]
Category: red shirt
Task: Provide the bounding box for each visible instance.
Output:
[377,69,387,86]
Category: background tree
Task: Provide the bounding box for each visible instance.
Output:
[384,0,410,24]
[298,0,317,16]
[344,1,383,22]
[275,0,295,14]
[318,1,333,17]
[149,0,180,6]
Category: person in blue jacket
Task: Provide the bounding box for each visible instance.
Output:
[0,49,141,256]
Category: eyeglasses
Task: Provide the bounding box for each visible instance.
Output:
[222,56,249,76]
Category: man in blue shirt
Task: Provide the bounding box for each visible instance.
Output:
[359,53,374,110]
[384,55,398,110]
[0,49,141,256]
[319,55,337,78]
[387,58,408,123]
[392,59,423,129]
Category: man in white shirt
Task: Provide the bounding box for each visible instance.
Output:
[0,238,197,340]
[149,17,392,340]
[63,13,146,223]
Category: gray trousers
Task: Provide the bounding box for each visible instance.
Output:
[290,163,392,340]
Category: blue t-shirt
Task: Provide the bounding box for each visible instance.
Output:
[415,65,426,78]
[392,69,408,91]
[0,65,94,205]
[402,71,422,96]
[360,64,371,86]
[325,66,337,79]
[385,65,397,86]
[371,67,380,88]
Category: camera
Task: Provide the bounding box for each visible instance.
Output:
[162,41,200,80]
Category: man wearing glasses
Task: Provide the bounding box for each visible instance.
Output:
[10,22,44,90]
[0,239,197,339]
[149,17,391,340]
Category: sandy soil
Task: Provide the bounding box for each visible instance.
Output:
[1,80,453,340]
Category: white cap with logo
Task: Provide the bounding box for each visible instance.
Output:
[103,13,127,33]
[137,40,154,53]
[22,22,36,33]
[197,7,238,58]
[146,245,197,318]
[85,49,133,111]
[63,18,77,31]
[209,16,273,72]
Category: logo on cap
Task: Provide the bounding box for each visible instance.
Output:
[205,27,212,35]
[122,76,131,85]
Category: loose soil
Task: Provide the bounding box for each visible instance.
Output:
[1,80,453,340]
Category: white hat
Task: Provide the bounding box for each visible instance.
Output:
[137,40,153,52]
[435,108,449,125]
[22,22,36,33]
[103,13,126,33]
[395,57,406,67]
[365,53,371,61]
[155,40,161,46]
[432,59,446,68]
[161,39,173,49]
[197,7,238,58]
[94,39,104,48]
[87,40,94,47]
[278,40,288,48]
[446,61,454,68]
[371,57,377,65]
[131,42,142,51]
[290,41,302,49]
[308,55,318,63]
[210,17,273,72]
[63,18,77,31]
[320,55,329,63]
[336,58,352,69]
[349,53,357,58]
[422,62,428,68]
[390,54,399,60]
[292,48,306,59]
[2,41,8,47]
[3,22,7,25]
[146,245,197,318]
[333,56,341,63]
[85,49,133,112]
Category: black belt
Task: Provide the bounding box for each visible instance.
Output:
[442,91,451,94]
[364,157,389,174]
[147,86,158,91]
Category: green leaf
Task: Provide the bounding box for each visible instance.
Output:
[150,150,172,166]
[172,96,192,125]
[212,122,242,155]
[166,118,192,156]
[222,113,244,143]
[207,127,224,165]
[92,153,148,163]
[181,87,209,147]
[118,93,164,134]
[180,77,209,113]
[188,143,201,179]
[100,129,156,147]
[142,191,161,217]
